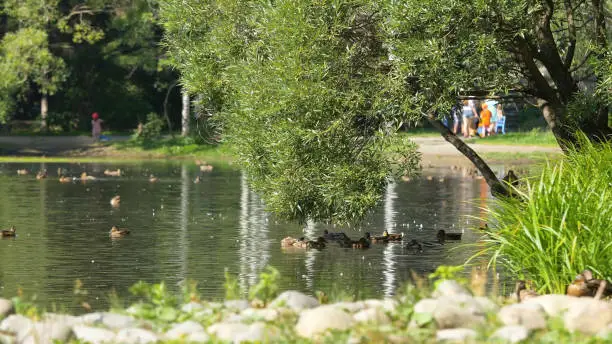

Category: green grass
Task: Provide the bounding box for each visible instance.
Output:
[476,136,612,294]
[465,129,557,146]
[111,136,234,161]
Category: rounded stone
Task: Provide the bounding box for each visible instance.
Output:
[115,328,158,344]
[413,299,438,314]
[353,308,391,324]
[432,297,486,329]
[522,294,582,317]
[165,321,205,339]
[80,312,135,330]
[208,322,278,343]
[498,303,547,330]
[72,325,116,344]
[0,299,14,318]
[436,328,477,341]
[224,300,250,312]
[181,302,205,313]
[295,305,353,337]
[331,301,366,313]
[491,325,530,343]
[269,291,319,311]
[432,280,471,298]
[241,308,279,321]
[363,299,398,312]
[564,298,612,335]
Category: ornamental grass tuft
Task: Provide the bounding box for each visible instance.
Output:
[479,135,611,294]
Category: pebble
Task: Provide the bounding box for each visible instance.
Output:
[0,315,33,341]
[165,321,205,339]
[241,308,279,321]
[522,294,581,317]
[295,305,353,337]
[498,302,547,330]
[432,280,471,298]
[436,328,477,341]
[431,295,487,329]
[115,328,158,344]
[353,308,391,324]
[270,290,319,311]
[72,325,116,344]
[80,312,135,330]
[224,300,250,312]
[491,325,530,343]
[0,299,14,318]
[564,298,612,335]
[208,321,277,343]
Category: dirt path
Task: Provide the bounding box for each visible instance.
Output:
[0,135,561,163]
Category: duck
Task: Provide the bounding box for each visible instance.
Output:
[36,170,48,180]
[515,280,539,302]
[502,170,519,187]
[59,176,72,183]
[1,226,16,237]
[338,236,370,249]
[382,230,403,241]
[404,239,443,252]
[110,195,121,207]
[437,229,462,241]
[195,160,207,166]
[194,176,201,184]
[306,237,327,249]
[104,169,122,177]
[567,269,612,298]
[366,232,388,244]
[322,230,351,242]
[17,169,29,175]
[149,175,159,183]
[109,226,129,238]
[81,172,96,181]
[200,164,214,172]
[400,176,411,182]
[281,236,298,248]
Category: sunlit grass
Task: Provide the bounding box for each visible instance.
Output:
[465,129,557,146]
[477,136,612,293]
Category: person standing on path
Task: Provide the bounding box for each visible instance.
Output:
[91,112,103,142]
[479,103,492,137]
[485,98,499,134]
[461,99,478,137]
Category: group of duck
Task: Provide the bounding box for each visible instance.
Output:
[16,167,164,183]
[515,269,612,302]
[281,229,462,251]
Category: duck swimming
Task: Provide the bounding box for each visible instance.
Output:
[366,232,388,244]
[36,170,48,180]
[194,176,201,184]
[17,169,29,175]
[110,195,121,207]
[200,165,214,172]
[109,226,129,238]
[104,169,122,177]
[59,176,72,183]
[149,175,159,183]
[1,226,16,237]
[437,229,462,241]
[81,172,96,181]
[323,230,350,241]
[281,236,326,249]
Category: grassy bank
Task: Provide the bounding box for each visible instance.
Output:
[465,129,557,146]
[111,137,234,162]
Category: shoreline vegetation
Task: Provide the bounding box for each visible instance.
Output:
[0,130,561,164]
[0,269,610,343]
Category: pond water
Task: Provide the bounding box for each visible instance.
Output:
[0,161,515,311]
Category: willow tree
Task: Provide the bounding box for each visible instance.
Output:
[161,0,610,222]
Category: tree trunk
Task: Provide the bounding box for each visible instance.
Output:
[40,94,48,131]
[163,81,177,138]
[424,114,510,197]
[181,89,190,137]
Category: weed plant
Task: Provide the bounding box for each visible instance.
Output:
[479,137,611,293]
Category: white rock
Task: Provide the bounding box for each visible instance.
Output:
[498,303,547,330]
[224,300,250,312]
[353,308,391,324]
[181,302,205,313]
[0,314,33,335]
[414,299,438,314]
[187,331,211,342]
[331,301,366,313]
[564,298,612,335]
[597,324,612,340]
[165,321,205,339]
[473,297,499,313]
[432,280,471,298]
[270,291,319,311]
[491,325,530,343]
[208,322,277,343]
[363,299,398,312]
[80,312,135,330]
[0,299,13,318]
[432,297,486,329]
[241,308,279,321]
[436,328,477,341]
[72,325,115,344]
[295,305,353,337]
[115,328,158,344]
[0,331,15,344]
[522,294,582,317]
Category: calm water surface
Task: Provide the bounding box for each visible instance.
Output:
[0,161,515,310]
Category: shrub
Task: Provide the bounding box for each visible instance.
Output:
[479,135,612,294]
[133,112,164,141]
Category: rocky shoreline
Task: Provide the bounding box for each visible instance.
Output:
[0,280,610,343]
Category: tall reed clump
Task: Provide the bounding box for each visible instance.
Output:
[480,137,611,294]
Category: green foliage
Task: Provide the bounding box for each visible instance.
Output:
[428,265,468,288]
[128,281,184,322]
[134,113,164,141]
[249,266,280,305]
[224,268,241,301]
[479,136,612,293]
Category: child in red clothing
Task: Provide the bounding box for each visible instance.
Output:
[91,112,103,141]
